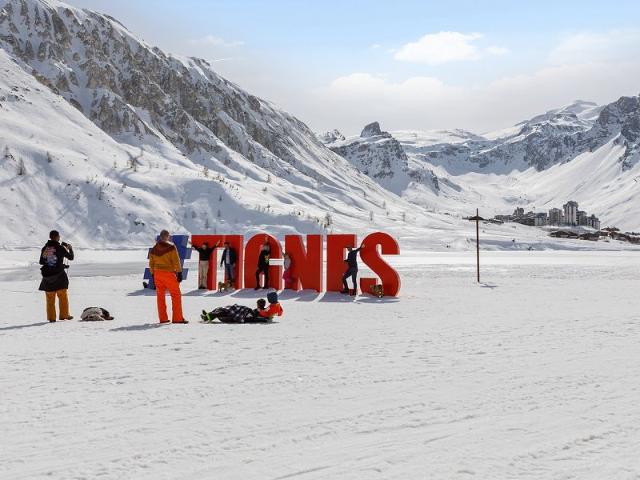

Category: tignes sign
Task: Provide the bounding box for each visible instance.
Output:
[144,232,401,296]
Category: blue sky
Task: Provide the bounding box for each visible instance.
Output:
[67,0,640,134]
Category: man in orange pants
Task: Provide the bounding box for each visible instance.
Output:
[149,230,187,323]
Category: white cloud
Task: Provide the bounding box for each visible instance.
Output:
[549,29,640,65]
[307,60,640,135]
[393,31,508,65]
[485,45,509,56]
[189,35,244,48]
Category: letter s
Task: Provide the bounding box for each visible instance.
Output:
[359,232,401,297]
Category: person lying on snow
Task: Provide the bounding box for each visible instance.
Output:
[201,293,283,323]
[80,307,114,321]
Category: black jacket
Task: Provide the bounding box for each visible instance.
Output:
[257,246,270,268]
[219,247,237,266]
[194,246,214,262]
[39,240,74,291]
[346,247,361,269]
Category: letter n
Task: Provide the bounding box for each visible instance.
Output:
[284,234,323,292]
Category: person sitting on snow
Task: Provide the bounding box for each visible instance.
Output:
[257,292,283,321]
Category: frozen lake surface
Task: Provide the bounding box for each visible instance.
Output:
[1,250,639,479]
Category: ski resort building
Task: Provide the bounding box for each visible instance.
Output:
[494,202,600,229]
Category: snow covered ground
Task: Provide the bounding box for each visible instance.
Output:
[2,249,640,479]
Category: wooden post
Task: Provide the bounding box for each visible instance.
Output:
[476,208,480,283]
[468,210,484,283]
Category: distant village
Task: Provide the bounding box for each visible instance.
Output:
[491,201,640,244]
[494,201,601,230]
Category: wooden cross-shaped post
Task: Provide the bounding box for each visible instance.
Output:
[468,209,484,283]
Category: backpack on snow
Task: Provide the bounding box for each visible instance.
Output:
[80,307,114,321]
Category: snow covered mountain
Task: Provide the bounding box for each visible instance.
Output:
[0,0,432,248]
[0,0,637,250]
[322,99,640,231]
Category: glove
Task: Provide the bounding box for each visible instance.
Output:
[176,271,183,283]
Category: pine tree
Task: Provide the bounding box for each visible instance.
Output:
[203,165,209,177]
[369,211,374,221]
[17,158,26,176]
[217,209,222,218]
[46,151,53,164]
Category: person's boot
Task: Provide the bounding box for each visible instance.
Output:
[254,286,260,290]
[349,289,357,296]
[340,289,349,294]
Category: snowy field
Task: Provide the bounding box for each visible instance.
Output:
[1,249,640,479]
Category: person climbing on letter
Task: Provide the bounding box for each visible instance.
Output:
[254,238,271,290]
[220,241,237,287]
[149,230,187,323]
[191,240,218,289]
[341,242,364,296]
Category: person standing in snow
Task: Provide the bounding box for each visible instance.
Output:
[341,243,364,296]
[191,240,218,289]
[254,239,271,290]
[38,230,74,322]
[149,230,187,323]
[219,241,237,287]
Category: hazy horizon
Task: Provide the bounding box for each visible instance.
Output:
[64,0,640,136]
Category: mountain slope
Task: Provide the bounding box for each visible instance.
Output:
[0,0,437,247]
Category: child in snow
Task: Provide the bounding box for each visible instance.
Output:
[258,292,283,321]
[39,230,74,322]
[282,252,294,289]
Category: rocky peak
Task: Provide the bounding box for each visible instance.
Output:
[361,121,384,138]
[318,129,345,144]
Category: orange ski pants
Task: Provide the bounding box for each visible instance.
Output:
[45,289,69,321]
[154,271,183,323]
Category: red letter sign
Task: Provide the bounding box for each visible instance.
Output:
[359,232,401,297]
[284,234,323,292]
